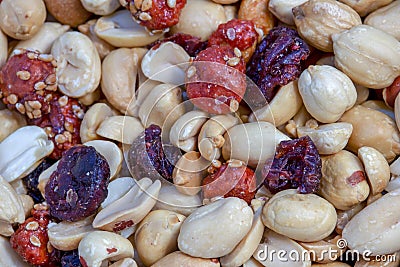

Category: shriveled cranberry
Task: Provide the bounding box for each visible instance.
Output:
[10,204,58,267]
[149,33,207,57]
[22,159,55,204]
[208,19,258,62]
[44,146,110,222]
[122,0,186,32]
[0,49,57,119]
[61,250,82,267]
[29,93,85,159]
[203,161,256,204]
[186,45,246,114]
[262,135,321,194]
[247,26,310,102]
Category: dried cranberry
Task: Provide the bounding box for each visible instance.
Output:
[262,136,321,194]
[247,26,310,102]
[149,33,207,57]
[44,146,110,222]
[123,0,186,32]
[203,161,256,204]
[186,45,246,114]
[61,250,82,267]
[22,159,55,204]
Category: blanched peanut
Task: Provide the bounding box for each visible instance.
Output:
[335,202,366,234]
[101,177,136,208]
[80,103,114,143]
[0,29,7,68]
[81,0,120,15]
[178,197,253,258]
[285,105,313,138]
[361,100,395,119]
[171,0,227,41]
[0,109,27,142]
[268,0,308,25]
[262,190,337,242]
[0,175,25,224]
[338,0,393,17]
[96,115,144,144]
[365,1,400,41]
[299,235,345,263]
[135,210,186,266]
[151,251,220,267]
[320,150,370,210]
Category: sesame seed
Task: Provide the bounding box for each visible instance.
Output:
[30,236,41,247]
[28,100,42,110]
[64,131,72,142]
[27,52,37,60]
[141,0,152,11]
[55,134,67,144]
[58,96,68,107]
[45,74,56,85]
[32,109,42,118]
[6,94,18,105]
[16,70,31,81]
[227,159,243,168]
[227,28,236,40]
[234,47,242,58]
[16,103,26,114]
[64,122,74,132]
[134,0,143,9]
[187,66,196,78]
[34,82,46,91]
[229,99,239,112]
[139,12,152,21]
[38,54,53,62]
[46,84,57,91]
[25,221,39,231]
[227,57,240,67]
[26,112,33,119]
[167,0,176,8]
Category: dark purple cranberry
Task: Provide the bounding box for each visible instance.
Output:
[22,159,54,203]
[61,250,81,267]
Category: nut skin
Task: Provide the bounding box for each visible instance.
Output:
[293,0,361,52]
[238,0,274,36]
[383,76,400,108]
[44,0,92,27]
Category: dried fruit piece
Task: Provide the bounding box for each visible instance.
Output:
[149,32,207,57]
[208,19,259,62]
[262,135,321,194]
[10,205,57,266]
[44,146,110,222]
[122,0,187,32]
[247,26,310,102]
[186,45,246,114]
[203,160,256,204]
[61,250,82,267]
[0,49,57,119]
[22,159,54,204]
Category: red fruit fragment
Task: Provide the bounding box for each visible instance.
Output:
[149,32,207,57]
[186,45,246,114]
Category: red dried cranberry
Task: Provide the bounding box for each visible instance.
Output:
[123,0,186,32]
[247,26,310,102]
[61,250,82,267]
[186,45,246,114]
[262,136,321,194]
[203,162,256,204]
[149,33,207,57]
[44,146,110,222]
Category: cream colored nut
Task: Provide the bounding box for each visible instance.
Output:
[238,0,275,36]
[141,42,190,85]
[154,185,202,217]
[169,110,209,152]
[52,31,101,98]
[0,236,31,266]
[338,0,393,17]
[138,83,185,129]
[335,202,366,235]
[101,48,147,115]
[361,100,395,120]
[14,22,70,54]
[297,122,353,155]
[199,114,240,162]
[135,210,186,266]
[0,109,27,142]
[0,175,25,224]
[316,55,335,67]
[299,235,345,263]
[358,146,390,195]
[0,29,7,68]
[48,216,95,251]
[253,229,312,267]
[284,106,313,138]
[365,1,400,41]
[78,88,101,106]
[243,257,264,267]
[339,105,400,162]
[354,252,400,267]
[96,115,144,144]
[320,150,370,210]
[109,258,138,267]
[0,126,53,183]
[366,192,382,206]
[268,0,308,25]
[293,0,361,52]
[81,0,120,15]
[222,122,291,168]
[84,140,123,180]
[11,179,27,195]
[130,73,162,118]
[101,177,136,208]
[223,5,237,21]
[0,0,46,40]
[342,189,400,255]
[78,19,116,60]
[94,10,163,47]
[80,103,113,143]
[0,221,14,237]
[93,178,161,231]
[262,190,337,242]
[19,194,34,219]
[178,197,253,258]
[220,205,265,267]
[355,84,369,105]
[151,251,221,267]
[44,0,92,27]
[173,151,208,196]
[38,161,59,197]
[171,0,227,41]
[332,25,400,89]
[298,65,357,123]
[78,230,134,267]
[249,80,302,127]
[385,178,400,193]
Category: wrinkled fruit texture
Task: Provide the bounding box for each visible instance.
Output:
[124,0,186,32]
[23,159,54,204]
[247,26,310,102]
[10,205,58,266]
[203,163,256,204]
[263,135,321,194]
[45,146,110,222]
[61,250,81,267]
[186,45,246,114]
[149,32,207,57]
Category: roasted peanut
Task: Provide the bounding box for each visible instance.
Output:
[0,110,27,142]
[80,103,114,143]
[96,115,144,144]
[338,0,393,17]
[238,0,274,35]
[44,0,92,27]
[365,1,400,41]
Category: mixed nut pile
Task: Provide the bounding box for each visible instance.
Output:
[0,0,400,266]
